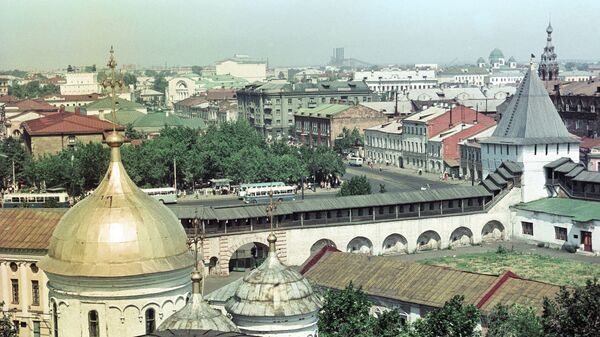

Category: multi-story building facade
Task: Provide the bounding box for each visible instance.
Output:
[354,69,438,96]
[401,107,447,170]
[0,77,9,96]
[294,104,387,148]
[437,67,489,86]
[237,80,374,138]
[364,119,403,166]
[459,125,497,181]
[215,55,266,82]
[548,80,600,138]
[59,72,101,95]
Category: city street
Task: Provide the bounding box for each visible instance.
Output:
[169,163,472,209]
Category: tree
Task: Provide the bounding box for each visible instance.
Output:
[412,295,480,337]
[372,309,407,337]
[0,302,18,337]
[338,175,371,196]
[487,304,543,337]
[122,72,137,87]
[67,65,74,72]
[153,75,168,94]
[334,127,363,154]
[0,137,30,190]
[542,278,600,337]
[318,282,374,337]
[191,66,203,76]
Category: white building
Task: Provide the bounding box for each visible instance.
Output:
[481,64,580,202]
[354,69,438,94]
[402,107,448,170]
[166,76,199,105]
[364,119,403,166]
[559,70,595,82]
[488,70,525,86]
[437,67,489,86]
[59,73,101,95]
[428,123,475,174]
[216,55,267,82]
[38,132,194,337]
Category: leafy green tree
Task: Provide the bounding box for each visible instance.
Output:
[122,72,137,87]
[191,66,203,75]
[542,278,600,337]
[0,137,30,190]
[0,69,28,78]
[153,75,168,94]
[487,304,543,337]
[334,127,364,154]
[318,282,374,337]
[8,80,60,98]
[0,302,18,337]
[338,175,371,196]
[412,295,480,337]
[372,309,407,337]
[67,65,74,72]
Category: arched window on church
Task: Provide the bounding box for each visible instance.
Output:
[53,302,59,337]
[88,310,99,337]
[145,308,156,334]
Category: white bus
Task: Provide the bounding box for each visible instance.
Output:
[2,192,70,208]
[349,156,363,166]
[141,187,177,204]
[238,181,285,198]
[243,186,296,204]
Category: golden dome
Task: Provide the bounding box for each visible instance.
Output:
[39,132,193,277]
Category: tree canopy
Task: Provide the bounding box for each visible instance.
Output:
[543,278,600,337]
[338,175,371,196]
[487,304,543,337]
[7,119,345,195]
[8,80,60,99]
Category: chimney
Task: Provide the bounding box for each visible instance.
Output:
[75,106,81,115]
[59,105,65,113]
[449,107,453,128]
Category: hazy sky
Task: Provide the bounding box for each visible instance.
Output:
[2,0,599,70]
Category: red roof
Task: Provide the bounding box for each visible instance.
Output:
[442,122,496,163]
[6,99,58,112]
[580,137,600,149]
[428,106,494,138]
[207,89,237,101]
[42,93,101,102]
[0,95,19,103]
[22,112,123,136]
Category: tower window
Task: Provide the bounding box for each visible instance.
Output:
[145,308,156,334]
[31,280,40,306]
[53,302,59,337]
[88,310,99,337]
[545,144,548,155]
[11,279,19,304]
[534,145,537,155]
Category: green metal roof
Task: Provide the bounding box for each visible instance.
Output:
[104,110,145,125]
[170,185,491,221]
[85,97,145,111]
[133,112,184,128]
[295,104,350,118]
[513,198,600,222]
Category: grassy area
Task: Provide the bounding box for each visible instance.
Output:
[419,247,600,287]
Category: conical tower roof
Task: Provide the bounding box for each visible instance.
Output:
[225,233,322,317]
[482,65,578,145]
[159,270,239,331]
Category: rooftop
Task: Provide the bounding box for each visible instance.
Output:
[513,197,600,222]
[0,209,66,252]
[22,112,123,136]
[301,250,560,314]
[403,106,447,123]
[295,104,350,118]
[482,68,578,145]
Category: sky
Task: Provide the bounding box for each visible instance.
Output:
[1,0,599,70]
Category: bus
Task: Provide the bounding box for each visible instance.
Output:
[243,186,296,204]
[2,193,70,208]
[141,187,178,204]
[238,182,285,198]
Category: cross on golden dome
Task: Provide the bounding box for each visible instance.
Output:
[100,46,125,132]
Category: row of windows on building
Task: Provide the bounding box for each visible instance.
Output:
[521,221,568,241]
[369,84,436,92]
[265,96,370,106]
[485,143,572,156]
[563,104,597,113]
[296,120,331,135]
[366,136,426,154]
[51,304,157,337]
[10,279,40,306]
[11,319,42,337]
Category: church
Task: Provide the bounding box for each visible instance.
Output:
[36,48,322,337]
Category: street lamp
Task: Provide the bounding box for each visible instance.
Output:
[0,153,15,190]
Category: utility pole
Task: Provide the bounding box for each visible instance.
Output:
[173,158,177,191]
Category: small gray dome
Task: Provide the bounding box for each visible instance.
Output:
[489,48,504,61]
[225,235,322,317]
[508,56,516,62]
[477,57,486,64]
[547,22,553,34]
[159,293,239,332]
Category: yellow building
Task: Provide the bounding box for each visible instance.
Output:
[0,208,65,337]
